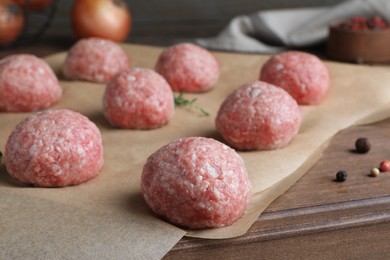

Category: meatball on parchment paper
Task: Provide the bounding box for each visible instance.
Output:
[1,44,390,259]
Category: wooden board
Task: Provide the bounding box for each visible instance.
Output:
[165,117,390,258]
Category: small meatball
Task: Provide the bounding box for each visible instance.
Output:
[62,37,130,83]
[103,67,174,129]
[141,137,252,229]
[155,43,220,93]
[0,54,62,112]
[260,51,330,105]
[4,109,104,187]
[216,81,302,150]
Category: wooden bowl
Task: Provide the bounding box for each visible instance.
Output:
[327,23,390,64]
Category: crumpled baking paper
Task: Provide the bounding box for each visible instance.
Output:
[1,44,390,259]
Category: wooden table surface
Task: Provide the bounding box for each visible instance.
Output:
[2,36,390,260]
[166,118,390,259]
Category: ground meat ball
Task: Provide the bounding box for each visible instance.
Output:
[0,54,62,112]
[260,51,330,105]
[4,109,103,187]
[103,68,174,129]
[141,137,252,229]
[62,37,130,83]
[216,81,302,151]
[155,43,220,93]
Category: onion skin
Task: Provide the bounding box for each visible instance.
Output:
[13,0,54,10]
[71,0,131,42]
[0,1,24,46]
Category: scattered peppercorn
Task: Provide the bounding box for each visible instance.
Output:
[370,167,380,177]
[355,137,371,153]
[336,170,348,182]
[379,160,390,172]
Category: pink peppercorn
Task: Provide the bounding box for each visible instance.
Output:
[338,15,389,31]
[379,160,390,172]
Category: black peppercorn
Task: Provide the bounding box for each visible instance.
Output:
[355,137,371,153]
[336,170,348,182]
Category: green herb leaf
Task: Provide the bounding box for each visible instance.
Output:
[174,93,209,117]
[198,108,210,117]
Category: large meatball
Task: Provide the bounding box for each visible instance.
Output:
[103,67,174,129]
[155,43,220,93]
[141,137,252,229]
[216,81,302,150]
[260,51,330,105]
[62,37,130,83]
[4,109,104,187]
[0,54,62,112]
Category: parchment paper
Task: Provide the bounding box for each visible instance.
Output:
[1,44,390,258]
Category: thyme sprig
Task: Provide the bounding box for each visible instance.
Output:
[174,93,210,116]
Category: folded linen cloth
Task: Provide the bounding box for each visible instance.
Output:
[196,0,390,53]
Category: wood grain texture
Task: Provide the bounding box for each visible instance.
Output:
[166,223,390,259]
[165,118,390,259]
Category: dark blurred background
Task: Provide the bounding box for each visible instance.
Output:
[1,0,347,57]
[49,0,345,44]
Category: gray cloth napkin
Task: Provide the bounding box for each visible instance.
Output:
[196,0,390,53]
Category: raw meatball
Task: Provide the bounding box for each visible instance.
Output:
[4,109,104,187]
[155,43,220,93]
[216,81,302,151]
[0,54,62,112]
[260,51,330,105]
[141,137,252,229]
[62,37,130,83]
[103,68,174,129]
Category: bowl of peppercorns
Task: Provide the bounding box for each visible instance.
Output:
[327,15,390,64]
